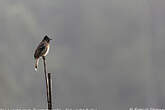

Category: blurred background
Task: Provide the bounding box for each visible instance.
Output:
[0,0,164,109]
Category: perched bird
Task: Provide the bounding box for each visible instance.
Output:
[34,35,52,71]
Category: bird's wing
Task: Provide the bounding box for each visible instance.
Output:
[34,42,47,58]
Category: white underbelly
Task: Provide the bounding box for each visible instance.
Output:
[44,45,49,56]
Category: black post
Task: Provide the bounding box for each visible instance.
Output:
[42,56,52,110]
[48,73,52,109]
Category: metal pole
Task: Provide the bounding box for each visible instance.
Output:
[42,56,51,109]
[48,73,52,109]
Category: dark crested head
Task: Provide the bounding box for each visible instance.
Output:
[43,35,52,42]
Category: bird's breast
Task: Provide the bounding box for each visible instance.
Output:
[43,44,50,56]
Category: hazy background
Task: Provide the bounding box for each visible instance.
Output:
[0,0,164,109]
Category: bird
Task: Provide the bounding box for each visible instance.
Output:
[34,35,52,71]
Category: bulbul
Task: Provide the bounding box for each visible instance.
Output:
[34,35,52,71]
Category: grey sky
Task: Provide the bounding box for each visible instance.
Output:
[0,0,164,109]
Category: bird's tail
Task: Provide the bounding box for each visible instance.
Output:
[35,58,39,71]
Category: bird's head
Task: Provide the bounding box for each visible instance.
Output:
[43,35,52,43]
